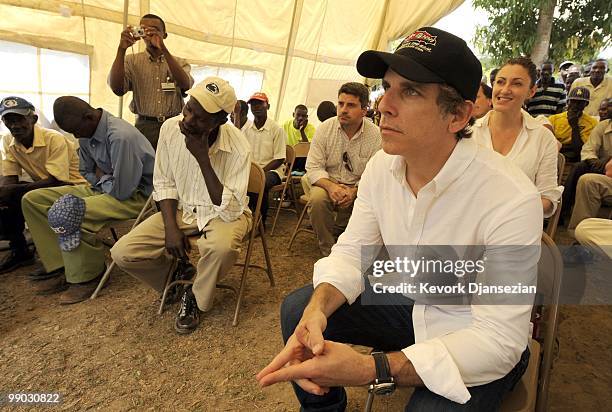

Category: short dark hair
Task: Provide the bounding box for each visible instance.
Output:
[237,99,248,113]
[141,14,166,33]
[294,104,307,112]
[317,101,336,122]
[436,84,474,140]
[480,82,492,99]
[502,57,538,87]
[489,68,499,85]
[338,82,369,108]
[542,61,554,68]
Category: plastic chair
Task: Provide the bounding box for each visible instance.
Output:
[157,162,274,326]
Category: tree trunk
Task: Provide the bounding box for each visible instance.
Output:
[530,0,557,66]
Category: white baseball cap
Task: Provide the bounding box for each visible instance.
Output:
[187,76,237,114]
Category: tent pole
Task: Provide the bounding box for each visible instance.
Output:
[118,0,129,118]
[274,0,304,122]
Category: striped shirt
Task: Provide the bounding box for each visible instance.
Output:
[153,117,251,230]
[119,51,194,118]
[306,116,381,186]
[526,77,567,117]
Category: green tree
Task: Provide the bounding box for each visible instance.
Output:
[473,0,612,66]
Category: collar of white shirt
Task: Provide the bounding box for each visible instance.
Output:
[389,137,478,197]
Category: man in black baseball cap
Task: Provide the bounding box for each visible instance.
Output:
[259,27,541,411]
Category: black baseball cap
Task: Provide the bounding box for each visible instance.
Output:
[357,27,482,102]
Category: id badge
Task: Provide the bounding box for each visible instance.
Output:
[161,82,176,92]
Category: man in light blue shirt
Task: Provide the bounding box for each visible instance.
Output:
[22,96,155,304]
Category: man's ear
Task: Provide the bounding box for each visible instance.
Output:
[267,103,271,110]
[163,31,168,39]
[31,114,38,124]
[448,101,473,134]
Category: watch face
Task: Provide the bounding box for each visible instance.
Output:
[373,382,396,396]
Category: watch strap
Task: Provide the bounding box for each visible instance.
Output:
[372,351,391,382]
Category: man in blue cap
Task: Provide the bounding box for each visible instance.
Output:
[258,27,541,410]
[0,96,86,274]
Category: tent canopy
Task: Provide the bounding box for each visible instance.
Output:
[0,0,463,123]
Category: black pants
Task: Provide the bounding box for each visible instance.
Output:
[0,188,28,253]
[281,285,530,411]
[248,171,281,225]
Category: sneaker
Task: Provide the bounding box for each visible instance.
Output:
[175,287,201,334]
[59,274,104,305]
[0,248,36,274]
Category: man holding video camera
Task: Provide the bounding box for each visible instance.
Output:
[108,14,194,149]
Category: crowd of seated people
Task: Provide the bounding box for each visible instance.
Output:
[1,13,611,411]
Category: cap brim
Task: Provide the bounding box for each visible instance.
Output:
[248,97,268,103]
[1,108,31,117]
[357,50,445,83]
[58,231,81,252]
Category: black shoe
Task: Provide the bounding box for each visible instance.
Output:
[174,287,200,334]
[0,248,36,274]
[29,267,64,281]
[166,260,196,304]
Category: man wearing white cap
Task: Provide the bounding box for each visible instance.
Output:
[111,77,252,334]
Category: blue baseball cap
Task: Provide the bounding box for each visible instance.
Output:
[0,96,35,118]
[48,194,86,252]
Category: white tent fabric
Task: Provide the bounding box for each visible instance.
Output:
[0,0,463,123]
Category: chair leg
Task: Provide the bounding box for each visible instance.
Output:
[270,191,283,236]
[158,261,179,315]
[288,202,309,251]
[259,219,274,286]
[231,221,259,326]
[90,261,115,299]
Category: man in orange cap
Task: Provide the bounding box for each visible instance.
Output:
[243,92,287,228]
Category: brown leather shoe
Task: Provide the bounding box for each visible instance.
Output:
[33,273,68,295]
[59,275,103,305]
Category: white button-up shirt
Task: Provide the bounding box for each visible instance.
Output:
[153,117,251,230]
[243,118,287,177]
[313,138,542,403]
[472,110,562,218]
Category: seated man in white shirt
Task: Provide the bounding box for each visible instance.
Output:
[111,77,252,334]
[243,92,286,228]
[257,27,542,410]
[304,82,381,256]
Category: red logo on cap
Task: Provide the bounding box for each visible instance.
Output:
[397,30,437,53]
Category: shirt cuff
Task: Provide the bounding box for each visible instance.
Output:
[153,187,179,201]
[308,170,330,185]
[402,339,471,404]
[212,187,247,222]
[96,174,114,194]
[312,255,363,304]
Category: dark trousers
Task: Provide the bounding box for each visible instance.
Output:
[0,188,28,253]
[248,171,281,225]
[562,161,604,218]
[135,117,163,150]
[281,285,530,412]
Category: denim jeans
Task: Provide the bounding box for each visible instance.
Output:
[280,285,530,412]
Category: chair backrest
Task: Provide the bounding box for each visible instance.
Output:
[248,162,266,220]
[285,145,296,176]
[293,142,310,158]
[534,232,563,411]
[557,152,565,185]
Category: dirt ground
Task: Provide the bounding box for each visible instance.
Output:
[0,213,610,411]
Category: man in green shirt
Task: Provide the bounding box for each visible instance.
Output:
[283,104,316,146]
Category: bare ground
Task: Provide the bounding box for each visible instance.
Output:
[0,214,610,411]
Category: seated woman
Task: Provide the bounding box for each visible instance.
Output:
[472,57,562,218]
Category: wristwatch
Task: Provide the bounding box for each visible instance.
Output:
[369,351,396,395]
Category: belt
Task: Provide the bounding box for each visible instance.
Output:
[137,114,177,122]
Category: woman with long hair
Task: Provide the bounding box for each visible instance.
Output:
[472,57,561,217]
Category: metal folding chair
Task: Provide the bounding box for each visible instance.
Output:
[270,145,297,235]
[157,162,274,326]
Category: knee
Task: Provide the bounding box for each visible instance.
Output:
[197,234,237,259]
[21,189,37,209]
[309,188,330,209]
[280,285,313,342]
[110,236,131,265]
[577,173,602,190]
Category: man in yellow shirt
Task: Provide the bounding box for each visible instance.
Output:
[283,104,316,146]
[0,97,85,274]
[549,87,598,162]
